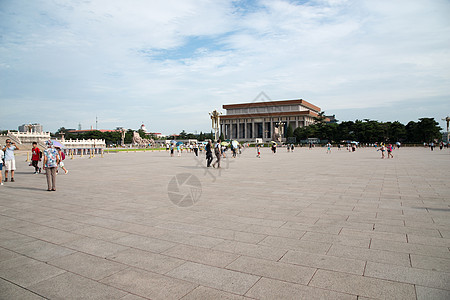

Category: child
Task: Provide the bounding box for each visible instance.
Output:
[378,144,386,159]
[387,144,394,159]
[256,145,261,158]
[55,147,68,174]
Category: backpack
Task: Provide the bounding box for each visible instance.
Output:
[60,151,66,160]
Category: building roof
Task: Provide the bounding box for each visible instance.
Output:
[223,99,321,112]
[220,110,320,119]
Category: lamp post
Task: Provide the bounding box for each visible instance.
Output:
[209,110,222,141]
[442,116,450,143]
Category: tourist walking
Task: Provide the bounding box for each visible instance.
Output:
[31,142,42,174]
[43,141,60,191]
[387,144,394,159]
[291,144,294,152]
[2,139,19,182]
[378,144,386,159]
[256,144,261,158]
[430,142,435,151]
[205,140,213,167]
[170,144,174,157]
[212,140,221,168]
[55,147,68,174]
[326,142,331,154]
[193,143,198,156]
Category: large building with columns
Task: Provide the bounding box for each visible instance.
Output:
[220,99,322,142]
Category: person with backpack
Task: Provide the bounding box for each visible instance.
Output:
[31,142,42,174]
[43,140,60,191]
[55,147,68,174]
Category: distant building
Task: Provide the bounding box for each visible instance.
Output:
[325,115,338,124]
[18,123,43,133]
[220,99,324,141]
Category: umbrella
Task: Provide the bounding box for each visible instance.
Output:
[231,140,239,148]
[176,141,184,146]
[221,142,230,146]
[270,141,277,144]
[51,140,65,148]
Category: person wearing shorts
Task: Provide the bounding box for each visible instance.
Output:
[2,139,19,182]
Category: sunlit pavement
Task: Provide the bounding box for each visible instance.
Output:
[1,147,449,299]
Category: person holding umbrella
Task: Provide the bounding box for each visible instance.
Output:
[43,140,60,191]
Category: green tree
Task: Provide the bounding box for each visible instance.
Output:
[416,118,442,142]
[286,125,294,139]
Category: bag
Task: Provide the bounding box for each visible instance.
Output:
[39,151,43,159]
[61,151,66,160]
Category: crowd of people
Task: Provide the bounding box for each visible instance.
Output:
[1,139,68,191]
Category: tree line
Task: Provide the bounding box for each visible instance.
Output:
[52,117,442,145]
[289,118,442,144]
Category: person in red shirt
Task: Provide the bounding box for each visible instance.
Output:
[31,142,41,174]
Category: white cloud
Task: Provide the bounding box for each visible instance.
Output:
[1,0,449,133]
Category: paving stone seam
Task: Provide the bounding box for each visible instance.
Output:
[0,275,50,299]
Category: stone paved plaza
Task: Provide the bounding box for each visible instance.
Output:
[1,146,449,299]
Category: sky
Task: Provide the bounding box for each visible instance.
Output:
[1,0,450,135]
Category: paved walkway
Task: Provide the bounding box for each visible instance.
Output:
[1,147,449,299]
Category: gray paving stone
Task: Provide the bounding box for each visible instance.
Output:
[107,248,185,274]
[0,255,66,287]
[364,261,450,290]
[0,278,45,300]
[226,255,316,284]
[327,244,411,266]
[9,239,76,262]
[29,271,127,299]
[203,227,267,244]
[72,225,130,241]
[300,231,370,248]
[1,148,449,299]
[100,267,197,300]
[415,286,450,300]
[258,235,331,254]
[245,277,356,299]
[112,233,177,253]
[309,269,416,299]
[163,244,240,268]
[181,285,247,300]
[0,247,21,262]
[410,254,450,272]
[166,261,260,295]
[48,251,129,280]
[212,240,287,261]
[280,249,366,275]
[370,238,450,259]
[62,236,130,258]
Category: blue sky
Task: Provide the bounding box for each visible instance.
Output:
[1,0,449,134]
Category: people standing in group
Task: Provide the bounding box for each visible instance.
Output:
[31,142,42,174]
[256,144,261,158]
[387,144,394,159]
[55,147,68,174]
[326,142,331,154]
[2,139,19,182]
[43,140,60,191]
[212,140,221,168]
[205,140,213,167]
[0,145,4,185]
